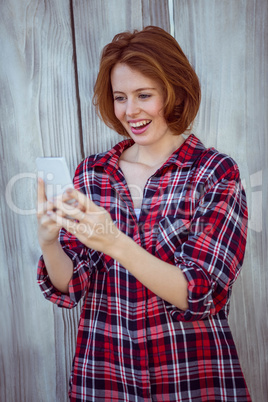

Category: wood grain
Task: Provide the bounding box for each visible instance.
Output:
[0,0,81,401]
[173,1,268,400]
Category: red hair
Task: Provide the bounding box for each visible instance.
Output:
[93,26,201,137]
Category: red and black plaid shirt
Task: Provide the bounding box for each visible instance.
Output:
[37,134,251,401]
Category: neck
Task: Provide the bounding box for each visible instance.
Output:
[130,135,185,167]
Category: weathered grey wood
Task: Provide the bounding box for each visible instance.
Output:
[0,0,82,401]
[141,0,171,29]
[72,0,171,156]
[71,0,140,156]
[73,1,268,401]
[172,1,268,401]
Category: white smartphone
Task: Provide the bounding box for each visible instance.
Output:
[36,157,74,200]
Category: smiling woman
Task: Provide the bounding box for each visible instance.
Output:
[93,25,201,137]
[37,26,251,401]
[111,64,172,139]
[110,63,186,207]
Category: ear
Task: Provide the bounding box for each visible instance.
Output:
[175,88,185,106]
[175,97,183,106]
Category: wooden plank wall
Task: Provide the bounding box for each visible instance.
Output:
[0,0,267,401]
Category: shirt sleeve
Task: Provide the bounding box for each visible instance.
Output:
[37,230,92,309]
[158,159,248,321]
[37,160,92,309]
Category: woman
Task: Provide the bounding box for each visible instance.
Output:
[37,26,251,401]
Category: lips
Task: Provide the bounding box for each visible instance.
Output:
[129,120,152,134]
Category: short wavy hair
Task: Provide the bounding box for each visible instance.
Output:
[93,26,201,137]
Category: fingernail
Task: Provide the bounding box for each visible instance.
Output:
[47,211,53,216]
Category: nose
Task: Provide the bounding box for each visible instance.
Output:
[126,98,140,117]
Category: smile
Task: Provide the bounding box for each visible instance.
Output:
[128,120,152,134]
[129,120,152,128]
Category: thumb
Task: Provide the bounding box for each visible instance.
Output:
[37,177,47,204]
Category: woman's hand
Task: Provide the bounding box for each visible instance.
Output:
[46,188,121,256]
[36,178,76,292]
[38,183,188,309]
[37,178,64,248]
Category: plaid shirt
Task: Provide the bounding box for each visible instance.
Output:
[37,134,251,401]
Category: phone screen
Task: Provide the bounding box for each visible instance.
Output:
[36,157,74,200]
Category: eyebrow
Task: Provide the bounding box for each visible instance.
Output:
[113,87,156,94]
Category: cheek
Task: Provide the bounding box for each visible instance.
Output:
[150,98,165,118]
[114,103,124,121]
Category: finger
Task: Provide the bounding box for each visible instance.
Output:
[47,211,80,235]
[37,177,47,204]
[64,188,101,213]
[61,191,80,209]
[39,212,62,228]
[36,177,47,219]
[37,198,56,220]
[53,197,86,220]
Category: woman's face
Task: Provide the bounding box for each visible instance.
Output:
[111,63,174,146]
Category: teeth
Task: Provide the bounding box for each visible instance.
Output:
[129,120,151,128]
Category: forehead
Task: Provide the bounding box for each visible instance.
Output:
[111,63,160,92]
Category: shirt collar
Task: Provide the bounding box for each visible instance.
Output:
[91,138,133,176]
[163,134,207,169]
[91,134,206,175]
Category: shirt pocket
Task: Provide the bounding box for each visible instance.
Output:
[155,216,191,262]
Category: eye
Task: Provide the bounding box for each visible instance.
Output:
[114,95,126,102]
[139,94,151,99]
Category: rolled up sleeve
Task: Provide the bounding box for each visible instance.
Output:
[164,165,248,321]
[37,230,92,309]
